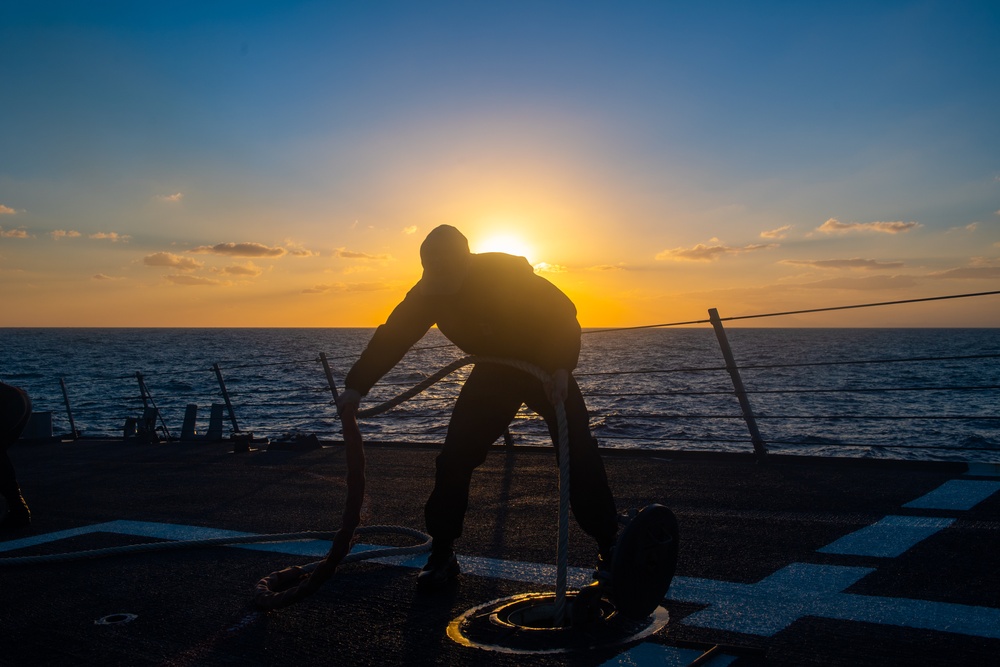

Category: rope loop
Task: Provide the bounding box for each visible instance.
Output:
[357,355,557,417]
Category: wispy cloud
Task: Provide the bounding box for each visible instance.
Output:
[155,192,184,203]
[950,222,978,232]
[302,282,391,294]
[0,227,29,238]
[534,262,566,273]
[655,241,778,262]
[90,232,130,242]
[336,248,392,260]
[92,273,122,281]
[781,258,904,270]
[166,274,225,286]
[283,240,319,257]
[190,242,287,257]
[798,275,919,290]
[403,226,418,235]
[0,204,17,216]
[50,230,82,240]
[816,218,921,234]
[143,252,203,271]
[928,266,1000,280]
[212,262,263,277]
[760,225,792,239]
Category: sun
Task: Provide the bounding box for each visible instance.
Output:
[471,233,536,262]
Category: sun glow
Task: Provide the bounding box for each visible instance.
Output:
[471,233,536,263]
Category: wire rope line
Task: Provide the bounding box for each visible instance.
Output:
[715,290,1000,323]
[591,412,998,421]
[584,385,1000,398]
[734,352,1000,371]
[581,289,1000,335]
[573,353,1000,380]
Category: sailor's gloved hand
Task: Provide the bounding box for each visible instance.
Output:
[546,369,570,406]
[336,388,361,416]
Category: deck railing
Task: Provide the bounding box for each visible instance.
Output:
[10,290,1000,463]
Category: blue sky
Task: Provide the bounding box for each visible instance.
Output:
[1,1,998,326]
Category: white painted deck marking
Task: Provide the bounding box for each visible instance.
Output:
[370,550,597,587]
[672,563,1000,639]
[3,520,1000,640]
[599,641,736,666]
[903,479,1000,510]
[818,515,954,557]
[0,520,332,557]
[674,563,871,635]
[965,463,1000,478]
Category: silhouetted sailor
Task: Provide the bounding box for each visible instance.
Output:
[337,224,619,589]
[1,382,33,533]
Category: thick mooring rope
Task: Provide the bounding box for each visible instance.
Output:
[253,407,367,609]
[255,355,572,615]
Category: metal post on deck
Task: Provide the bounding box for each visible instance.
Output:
[212,363,241,434]
[136,372,150,409]
[135,372,172,441]
[59,378,78,440]
[319,352,341,404]
[708,308,768,461]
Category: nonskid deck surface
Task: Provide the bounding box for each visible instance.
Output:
[2,440,998,666]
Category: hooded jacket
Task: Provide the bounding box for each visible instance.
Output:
[344,252,581,396]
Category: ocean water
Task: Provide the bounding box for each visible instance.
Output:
[1,327,998,462]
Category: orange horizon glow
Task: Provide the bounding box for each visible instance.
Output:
[1,4,998,329]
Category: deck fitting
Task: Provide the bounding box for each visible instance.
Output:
[94,613,137,626]
[447,591,669,654]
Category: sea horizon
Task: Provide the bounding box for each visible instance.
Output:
[2,327,997,463]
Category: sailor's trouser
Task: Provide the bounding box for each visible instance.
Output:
[424,362,618,553]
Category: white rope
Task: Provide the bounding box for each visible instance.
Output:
[553,400,570,626]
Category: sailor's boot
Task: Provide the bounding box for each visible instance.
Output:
[570,542,616,627]
[417,541,459,591]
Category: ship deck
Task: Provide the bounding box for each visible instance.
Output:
[2,438,999,666]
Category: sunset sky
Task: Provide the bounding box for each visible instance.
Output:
[2,1,999,327]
